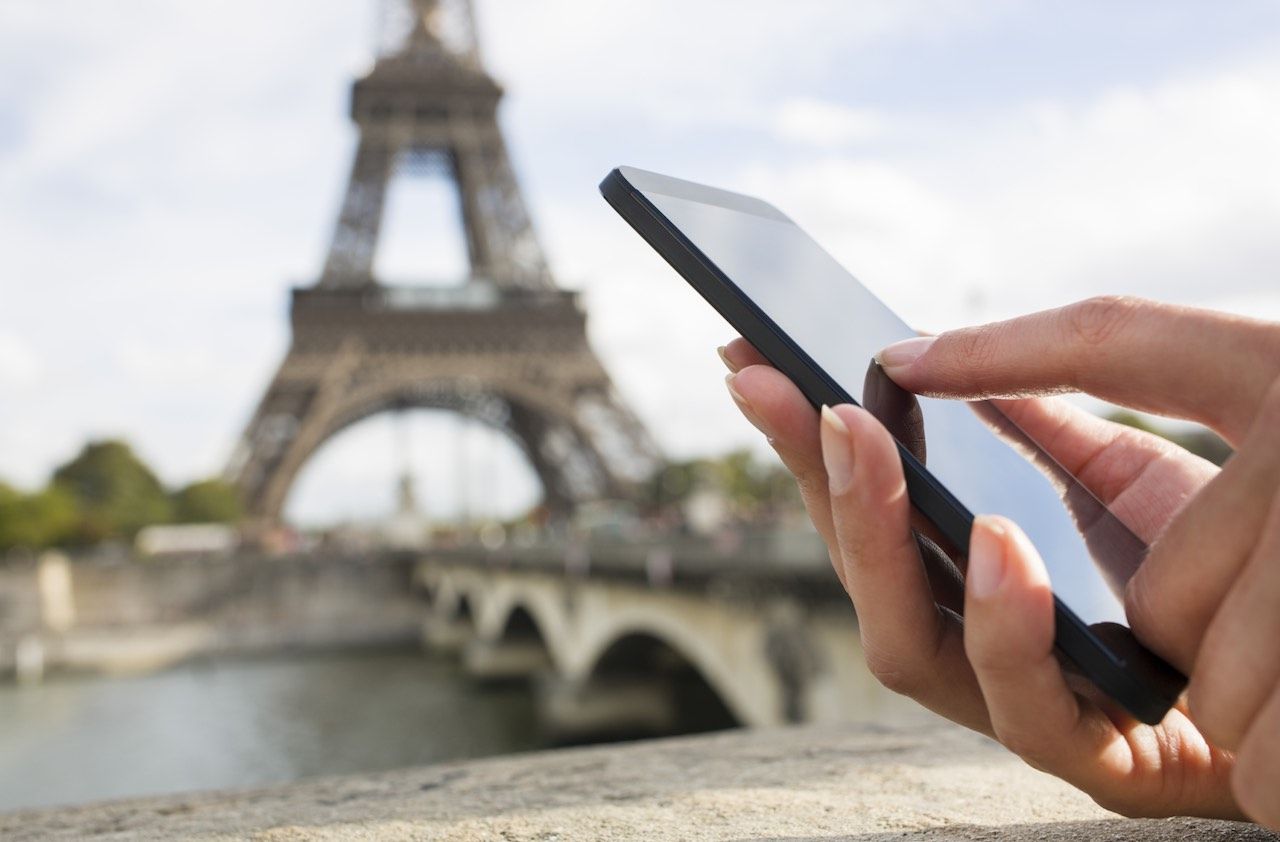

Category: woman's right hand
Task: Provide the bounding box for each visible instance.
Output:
[876,296,1280,826]
[721,296,1280,825]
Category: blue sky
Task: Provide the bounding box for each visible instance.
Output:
[2,1,1279,524]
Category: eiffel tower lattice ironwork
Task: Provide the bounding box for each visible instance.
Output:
[227,0,659,522]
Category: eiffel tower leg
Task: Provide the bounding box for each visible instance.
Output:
[228,339,366,524]
[320,139,394,288]
[573,382,662,489]
[506,402,619,516]
[454,133,551,290]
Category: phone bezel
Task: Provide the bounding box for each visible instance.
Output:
[601,165,1185,724]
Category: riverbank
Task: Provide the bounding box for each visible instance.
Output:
[3,720,1269,841]
[0,552,423,680]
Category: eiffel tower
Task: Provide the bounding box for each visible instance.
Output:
[227,0,658,523]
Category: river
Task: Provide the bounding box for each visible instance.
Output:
[0,649,541,812]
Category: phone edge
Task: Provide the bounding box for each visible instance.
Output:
[599,166,1183,725]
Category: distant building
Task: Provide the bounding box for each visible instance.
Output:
[135,524,238,557]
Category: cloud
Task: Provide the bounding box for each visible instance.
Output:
[0,332,41,387]
[0,0,369,488]
[729,54,1280,330]
[2,0,1279,522]
[542,51,1280,479]
[773,99,888,147]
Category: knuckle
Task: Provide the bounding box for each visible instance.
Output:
[1064,295,1145,350]
[863,646,924,697]
[991,728,1051,771]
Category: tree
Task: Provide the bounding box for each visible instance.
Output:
[643,449,800,522]
[712,448,797,514]
[0,481,78,550]
[172,479,242,524]
[51,440,172,541]
[644,459,701,512]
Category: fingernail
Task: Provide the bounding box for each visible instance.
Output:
[875,336,935,376]
[819,405,855,495]
[726,373,774,439]
[725,372,748,407]
[968,516,1007,599]
[717,345,737,373]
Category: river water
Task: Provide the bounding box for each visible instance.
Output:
[0,649,542,812]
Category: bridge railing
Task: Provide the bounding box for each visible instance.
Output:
[419,527,836,590]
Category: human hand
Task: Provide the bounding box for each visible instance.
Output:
[720,296,1280,824]
[874,296,1280,827]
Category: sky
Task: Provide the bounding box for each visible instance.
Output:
[2,1,1279,524]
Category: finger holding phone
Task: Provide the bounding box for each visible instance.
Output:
[868,296,1280,826]
[725,296,1280,825]
[721,323,1237,821]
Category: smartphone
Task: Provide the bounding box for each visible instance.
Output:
[600,165,1185,724]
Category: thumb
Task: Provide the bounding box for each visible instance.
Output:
[964,515,1060,688]
[963,516,1097,775]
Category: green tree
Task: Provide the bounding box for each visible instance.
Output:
[172,478,242,524]
[712,449,797,513]
[643,449,800,521]
[0,482,78,550]
[645,459,702,512]
[52,440,172,541]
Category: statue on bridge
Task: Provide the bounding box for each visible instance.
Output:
[226,0,660,525]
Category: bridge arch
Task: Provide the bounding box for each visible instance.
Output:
[426,567,788,728]
[456,592,475,620]
[572,609,770,728]
[586,631,738,733]
[495,605,547,649]
[475,586,570,665]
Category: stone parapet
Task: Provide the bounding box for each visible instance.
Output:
[3,720,1271,840]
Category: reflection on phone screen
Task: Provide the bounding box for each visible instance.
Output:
[642,184,1146,627]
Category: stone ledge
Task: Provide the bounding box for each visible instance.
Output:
[3,721,1272,841]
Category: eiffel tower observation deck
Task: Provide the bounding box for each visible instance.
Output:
[227,0,659,525]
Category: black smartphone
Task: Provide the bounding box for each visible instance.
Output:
[600,165,1185,724]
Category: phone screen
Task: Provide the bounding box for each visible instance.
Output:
[637,175,1144,627]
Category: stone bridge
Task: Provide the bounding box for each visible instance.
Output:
[413,534,919,740]
[0,533,921,739]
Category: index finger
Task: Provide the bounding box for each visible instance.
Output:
[877,296,1280,446]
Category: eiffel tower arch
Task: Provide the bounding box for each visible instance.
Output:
[227,0,659,524]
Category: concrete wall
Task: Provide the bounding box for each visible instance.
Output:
[0,560,41,637]
[0,553,425,677]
